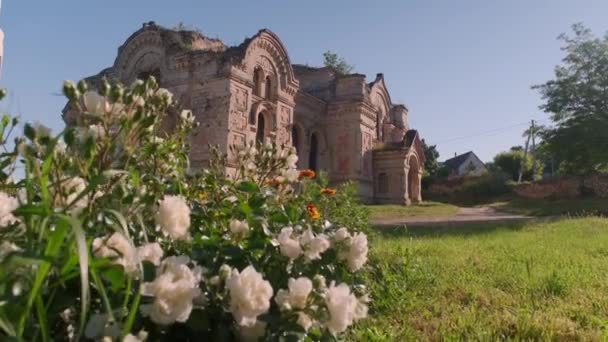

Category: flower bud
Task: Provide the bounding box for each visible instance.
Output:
[219,264,231,280]
[77,79,88,93]
[62,80,78,101]
[313,274,327,290]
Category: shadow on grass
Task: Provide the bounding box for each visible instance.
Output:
[373,219,536,238]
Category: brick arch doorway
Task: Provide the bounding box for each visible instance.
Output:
[407,154,422,204]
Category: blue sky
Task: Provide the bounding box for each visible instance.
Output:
[1,0,607,162]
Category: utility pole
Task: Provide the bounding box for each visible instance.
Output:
[518,120,533,183]
[531,120,537,181]
[0,0,4,77]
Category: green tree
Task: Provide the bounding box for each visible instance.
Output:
[494,148,538,181]
[533,23,608,174]
[421,139,440,176]
[322,50,354,75]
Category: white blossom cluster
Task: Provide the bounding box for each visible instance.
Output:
[275,224,368,272]
[92,232,163,275]
[0,191,19,227]
[235,142,299,184]
[141,256,203,325]
[3,83,370,341]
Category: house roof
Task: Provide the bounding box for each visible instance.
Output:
[442,151,483,171]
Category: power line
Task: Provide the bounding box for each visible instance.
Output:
[432,118,551,145]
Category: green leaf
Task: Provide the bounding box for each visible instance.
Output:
[0,309,16,336]
[142,261,156,282]
[13,204,51,217]
[56,214,89,341]
[23,123,36,140]
[64,128,75,147]
[16,218,68,337]
[102,265,127,291]
[236,181,259,193]
[248,194,265,210]
[238,202,252,217]
[286,205,300,222]
[35,295,50,342]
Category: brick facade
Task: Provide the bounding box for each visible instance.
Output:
[66,22,425,205]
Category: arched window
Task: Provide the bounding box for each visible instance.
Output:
[291,126,299,152]
[265,76,272,100]
[253,68,264,97]
[377,115,383,142]
[309,133,318,172]
[256,113,265,143]
[378,173,388,194]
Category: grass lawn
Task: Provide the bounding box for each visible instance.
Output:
[490,197,608,217]
[365,201,459,221]
[350,217,608,341]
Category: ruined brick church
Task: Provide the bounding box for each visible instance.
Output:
[67,22,425,204]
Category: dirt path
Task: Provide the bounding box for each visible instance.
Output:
[371,206,531,227]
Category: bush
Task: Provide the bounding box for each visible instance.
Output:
[0,79,370,340]
[427,173,512,205]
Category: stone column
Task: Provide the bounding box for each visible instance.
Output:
[403,166,411,205]
[410,170,423,204]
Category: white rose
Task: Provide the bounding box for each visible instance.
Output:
[339,233,368,272]
[236,320,267,342]
[87,124,106,140]
[226,265,273,327]
[92,232,138,274]
[0,191,19,227]
[277,227,301,260]
[333,227,350,242]
[0,241,20,260]
[54,177,88,210]
[123,330,148,342]
[180,110,195,124]
[54,140,67,155]
[224,195,238,203]
[297,312,313,331]
[282,168,299,183]
[286,153,298,169]
[287,277,313,309]
[275,277,313,310]
[83,91,108,115]
[299,229,330,260]
[132,95,145,107]
[155,88,173,104]
[155,195,190,240]
[141,256,202,325]
[137,242,163,266]
[229,219,249,237]
[325,282,368,335]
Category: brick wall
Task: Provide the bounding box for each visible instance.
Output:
[513,174,608,199]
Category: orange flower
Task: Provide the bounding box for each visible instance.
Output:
[320,188,337,196]
[299,169,316,179]
[306,203,321,219]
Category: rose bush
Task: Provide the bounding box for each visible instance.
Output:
[0,77,370,341]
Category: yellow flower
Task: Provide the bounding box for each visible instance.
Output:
[198,192,207,201]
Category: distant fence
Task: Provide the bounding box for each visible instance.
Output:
[513,174,608,199]
[426,173,608,201]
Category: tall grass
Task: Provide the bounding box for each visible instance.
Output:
[351,217,608,340]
